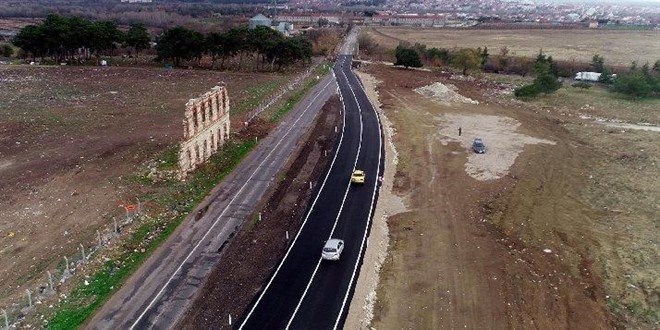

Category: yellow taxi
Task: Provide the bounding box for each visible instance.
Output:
[351,170,365,184]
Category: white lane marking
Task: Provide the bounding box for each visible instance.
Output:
[130,77,336,330]
[333,64,384,330]
[238,69,347,329]
[285,61,366,329]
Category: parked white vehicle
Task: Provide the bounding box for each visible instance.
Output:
[575,71,616,82]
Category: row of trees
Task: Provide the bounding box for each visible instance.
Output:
[155,25,312,70]
[12,14,150,63]
[12,14,313,71]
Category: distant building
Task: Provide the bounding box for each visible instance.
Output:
[588,21,599,28]
[120,0,153,3]
[249,14,296,36]
[275,22,294,36]
[249,14,272,29]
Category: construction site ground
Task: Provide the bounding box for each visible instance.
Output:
[351,64,658,329]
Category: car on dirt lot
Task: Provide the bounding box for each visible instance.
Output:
[472,138,486,154]
[351,170,365,184]
[322,239,344,261]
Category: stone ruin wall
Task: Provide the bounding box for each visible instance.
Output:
[179,84,230,178]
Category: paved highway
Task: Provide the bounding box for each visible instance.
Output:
[87,73,337,329]
[239,51,384,329]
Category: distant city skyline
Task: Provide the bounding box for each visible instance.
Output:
[537,0,659,3]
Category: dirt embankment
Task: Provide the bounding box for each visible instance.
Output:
[177,96,342,329]
[359,64,625,330]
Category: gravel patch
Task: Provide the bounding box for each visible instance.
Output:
[435,113,556,181]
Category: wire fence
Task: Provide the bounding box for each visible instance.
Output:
[246,60,325,123]
[1,199,144,329]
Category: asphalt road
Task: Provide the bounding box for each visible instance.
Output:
[87,73,337,330]
[238,53,384,330]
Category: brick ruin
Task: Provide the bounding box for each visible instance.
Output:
[178,84,230,178]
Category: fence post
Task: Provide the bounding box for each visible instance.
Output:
[47,271,54,292]
[97,230,102,248]
[25,289,32,308]
[228,314,232,326]
[63,256,71,279]
[3,308,8,329]
[80,243,86,262]
[114,218,119,234]
[286,231,289,241]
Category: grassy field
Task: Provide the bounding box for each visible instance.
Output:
[0,64,295,327]
[366,27,660,67]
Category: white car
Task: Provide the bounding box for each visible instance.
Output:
[322,239,344,261]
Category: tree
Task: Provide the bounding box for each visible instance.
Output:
[515,54,562,98]
[613,72,653,97]
[155,26,204,66]
[317,17,329,27]
[270,36,312,70]
[591,54,605,72]
[480,46,489,68]
[394,46,422,69]
[598,67,614,84]
[225,26,250,70]
[89,21,124,59]
[498,46,510,71]
[206,32,227,69]
[451,48,480,75]
[12,25,45,60]
[125,23,151,56]
[249,26,283,71]
[654,60,660,72]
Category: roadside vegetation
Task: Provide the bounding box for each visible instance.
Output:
[359,33,660,99]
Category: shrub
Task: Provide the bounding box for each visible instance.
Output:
[535,73,562,93]
[1,43,13,57]
[514,84,541,98]
[572,82,592,89]
[613,72,654,98]
[394,46,422,69]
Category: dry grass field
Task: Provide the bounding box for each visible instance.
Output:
[366,27,660,67]
[0,64,289,312]
[356,63,659,329]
